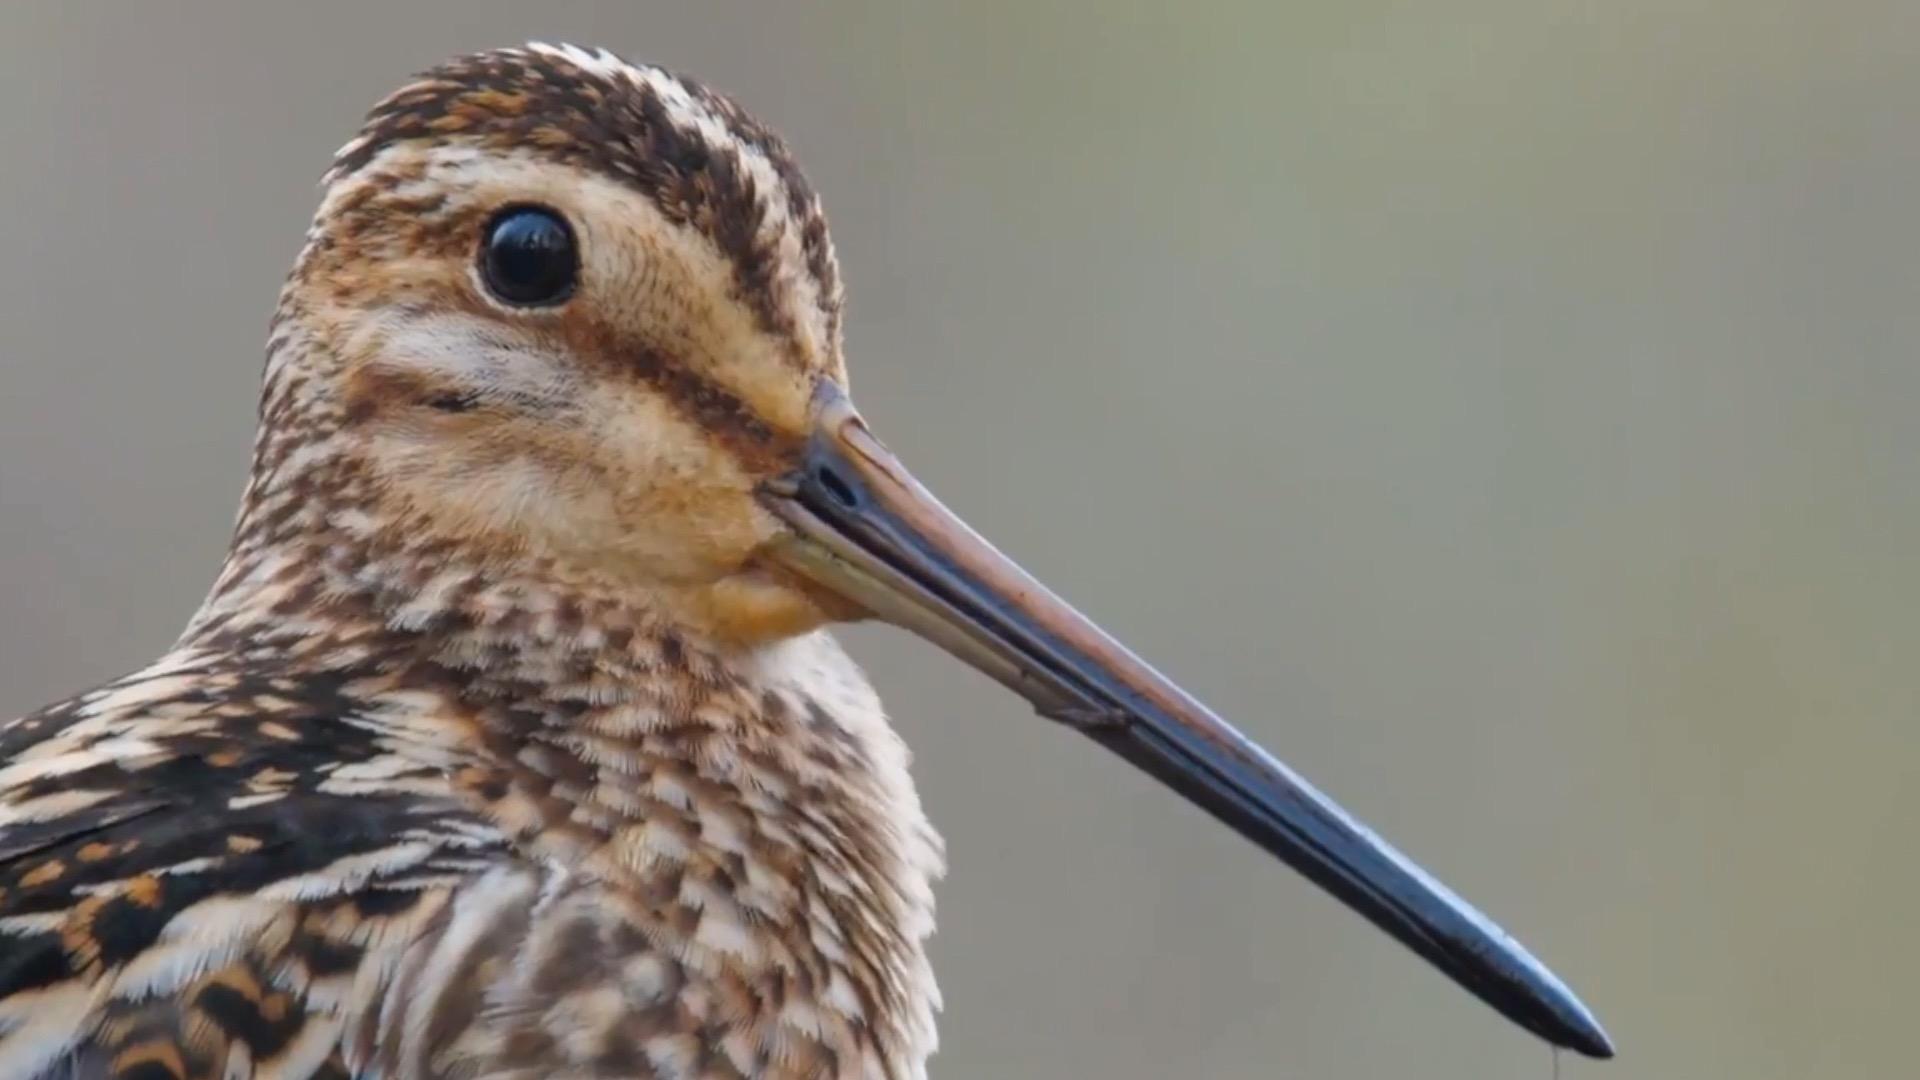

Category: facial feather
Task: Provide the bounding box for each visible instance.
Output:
[249,50,853,643]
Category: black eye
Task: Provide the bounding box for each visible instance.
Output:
[480,206,578,306]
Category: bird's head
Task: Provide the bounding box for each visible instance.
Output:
[278,43,857,644]
[252,44,1610,1059]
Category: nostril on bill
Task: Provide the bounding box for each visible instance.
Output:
[813,462,860,510]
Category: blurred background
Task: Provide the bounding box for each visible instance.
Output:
[2,2,1915,1076]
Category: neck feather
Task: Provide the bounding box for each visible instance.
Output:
[176,319,945,1071]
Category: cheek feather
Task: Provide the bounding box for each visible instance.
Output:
[691,575,838,645]
[344,352,777,586]
[340,324,579,427]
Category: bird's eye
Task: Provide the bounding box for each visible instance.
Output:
[480,206,578,306]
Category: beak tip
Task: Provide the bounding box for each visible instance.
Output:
[1541,990,1615,1059]
[1570,1020,1617,1061]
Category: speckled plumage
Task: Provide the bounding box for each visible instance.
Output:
[0,38,1621,1080]
[1,45,942,1080]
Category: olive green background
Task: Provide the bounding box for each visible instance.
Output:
[3,3,1914,1077]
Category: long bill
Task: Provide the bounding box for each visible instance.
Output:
[758,384,1614,1059]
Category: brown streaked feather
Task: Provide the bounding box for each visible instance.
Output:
[2,41,940,1080]
[2,597,939,1077]
[0,658,504,1079]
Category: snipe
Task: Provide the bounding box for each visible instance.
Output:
[0,44,1611,1079]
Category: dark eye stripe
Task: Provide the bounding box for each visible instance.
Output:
[629,347,783,457]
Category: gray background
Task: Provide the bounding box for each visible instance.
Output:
[2,3,1915,1077]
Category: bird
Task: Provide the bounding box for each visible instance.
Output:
[0,43,1613,1080]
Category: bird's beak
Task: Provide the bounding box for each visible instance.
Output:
[759,384,1614,1059]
